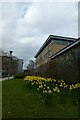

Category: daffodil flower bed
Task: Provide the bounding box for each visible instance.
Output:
[24,76,80,105]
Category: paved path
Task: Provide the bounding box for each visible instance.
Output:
[0,76,14,81]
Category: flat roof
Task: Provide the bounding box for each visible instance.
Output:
[50,38,80,60]
[35,35,77,58]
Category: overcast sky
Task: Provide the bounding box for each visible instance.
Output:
[1,2,78,69]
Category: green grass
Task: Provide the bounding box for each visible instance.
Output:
[2,79,79,118]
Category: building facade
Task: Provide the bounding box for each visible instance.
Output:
[35,35,76,68]
[0,51,23,77]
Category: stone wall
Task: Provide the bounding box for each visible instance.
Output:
[51,42,80,83]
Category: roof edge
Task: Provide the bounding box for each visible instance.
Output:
[35,35,77,58]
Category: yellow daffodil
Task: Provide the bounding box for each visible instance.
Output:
[31,83,34,85]
[60,84,63,87]
[57,89,60,93]
[44,84,46,87]
[61,80,64,82]
[37,88,39,90]
[77,83,80,88]
[53,79,56,82]
[63,82,65,85]
[48,90,52,94]
[53,86,58,92]
[53,88,57,92]
[64,85,68,88]
[44,90,47,93]
[57,89,60,92]
[70,85,73,90]
[39,85,43,88]
[47,86,50,89]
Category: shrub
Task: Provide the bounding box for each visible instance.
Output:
[14,71,30,79]
[35,61,59,79]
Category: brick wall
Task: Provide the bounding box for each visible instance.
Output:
[35,43,65,68]
[35,42,80,83]
[50,43,80,83]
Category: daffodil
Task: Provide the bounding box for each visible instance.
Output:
[63,82,65,85]
[53,87,58,92]
[53,88,57,92]
[70,85,73,90]
[31,83,34,85]
[39,85,43,88]
[44,84,46,87]
[44,90,47,93]
[37,88,39,90]
[60,83,63,87]
[64,85,68,88]
[47,86,50,89]
[53,79,56,82]
[61,80,64,82]
[48,90,52,94]
[57,89,60,93]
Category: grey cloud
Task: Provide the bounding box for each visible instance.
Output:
[2,2,78,69]
[23,2,78,35]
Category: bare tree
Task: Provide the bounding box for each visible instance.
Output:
[27,60,35,70]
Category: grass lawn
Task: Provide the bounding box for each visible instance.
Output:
[2,79,79,118]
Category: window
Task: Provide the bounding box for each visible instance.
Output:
[50,39,72,45]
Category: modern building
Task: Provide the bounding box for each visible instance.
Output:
[0,50,23,77]
[17,59,23,73]
[35,35,77,68]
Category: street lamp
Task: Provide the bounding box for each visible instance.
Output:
[8,51,13,79]
[9,51,13,55]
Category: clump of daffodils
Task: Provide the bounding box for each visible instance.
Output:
[53,86,60,93]
[24,76,61,94]
[24,76,47,81]
[69,83,80,90]
[24,76,80,94]
[24,76,80,105]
